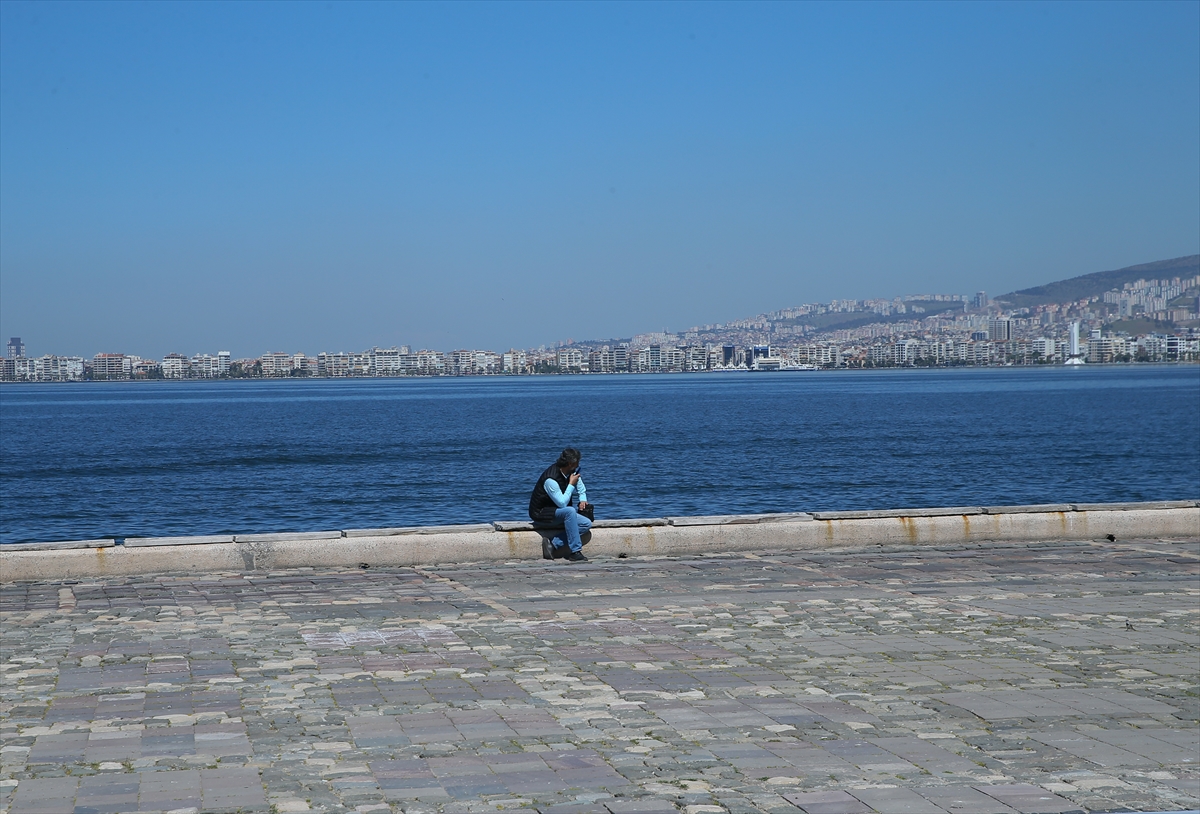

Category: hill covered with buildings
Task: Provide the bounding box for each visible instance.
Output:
[4,255,1199,381]
[994,255,1199,309]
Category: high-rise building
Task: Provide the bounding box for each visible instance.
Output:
[7,337,25,359]
[1064,321,1085,365]
[987,318,1012,341]
[614,344,629,371]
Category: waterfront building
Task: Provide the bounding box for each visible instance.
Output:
[1088,335,1125,363]
[967,342,991,366]
[474,351,501,374]
[187,352,231,378]
[415,350,446,375]
[348,352,370,376]
[92,353,128,380]
[614,344,630,371]
[1035,337,1058,362]
[707,346,727,369]
[556,348,585,371]
[131,359,162,379]
[317,352,350,377]
[502,349,527,373]
[588,348,614,374]
[370,347,403,376]
[258,352,292,377]
[7,337,25,359]
[663,347,685,372]
[449,350,476,375]
[0,355,85,382]
[35,355,85,381]
[162,353,190,379]
[635,347,650,372]
[648,344,663,372]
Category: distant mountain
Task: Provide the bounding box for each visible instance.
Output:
[994,255,1199,309]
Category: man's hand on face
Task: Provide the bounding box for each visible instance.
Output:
[569,472,580,485]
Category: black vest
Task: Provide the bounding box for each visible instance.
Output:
[528,463,570,522]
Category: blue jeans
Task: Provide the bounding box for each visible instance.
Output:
[551,506,592,553]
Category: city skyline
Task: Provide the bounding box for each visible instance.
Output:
[2,2,1198,358]
[5,259,1198,379]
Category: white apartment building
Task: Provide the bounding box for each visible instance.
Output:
[189,353,225,378]
[415,350,446,375]
[260,352,293,377]
[474,351,501,374]
[502,350,527,373]
[1088,336,1127,363]
[684,346,708,372]
[371,347,403,376]
[162,353,190,379]
[449,350,476,375]
[317,352,350,377]
[5,355,86,382]
[663,347,685,372]
[588,349,613,374]
[557,349,585,370]
[967,342,992,365]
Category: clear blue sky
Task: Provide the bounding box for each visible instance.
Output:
[2,1,1197,358]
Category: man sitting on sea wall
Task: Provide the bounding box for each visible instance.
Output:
[529,447,592,563]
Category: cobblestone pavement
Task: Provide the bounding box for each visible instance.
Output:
[2,538,1198,814]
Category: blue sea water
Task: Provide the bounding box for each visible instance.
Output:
[1,366,1197,545]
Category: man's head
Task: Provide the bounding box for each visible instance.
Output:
[556,448,581,473]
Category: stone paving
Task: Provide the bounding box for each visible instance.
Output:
[1,537,1198,814]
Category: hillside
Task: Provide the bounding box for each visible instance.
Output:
[995,255,1199,309]
[771,300,965,333]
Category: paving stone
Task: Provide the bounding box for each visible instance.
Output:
[605,801,679,813]
[1,537,1196,813]
[973,784,1084,814]
[914,786,1020,814]
[846,787,949,814]
[780,790,872,814]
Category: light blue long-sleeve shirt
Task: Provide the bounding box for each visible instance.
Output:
[545,476,587,508]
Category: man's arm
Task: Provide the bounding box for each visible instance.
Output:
[545,479,575,508]
[576,477,587,507]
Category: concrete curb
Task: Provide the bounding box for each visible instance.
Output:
[1,502,1197,582]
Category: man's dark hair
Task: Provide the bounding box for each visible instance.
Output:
[556,448,581,467]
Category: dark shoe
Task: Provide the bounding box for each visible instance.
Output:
[542,538,554,560]
[566,551,589,563]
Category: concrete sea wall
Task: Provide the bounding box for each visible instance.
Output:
[2,501,1196,582]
